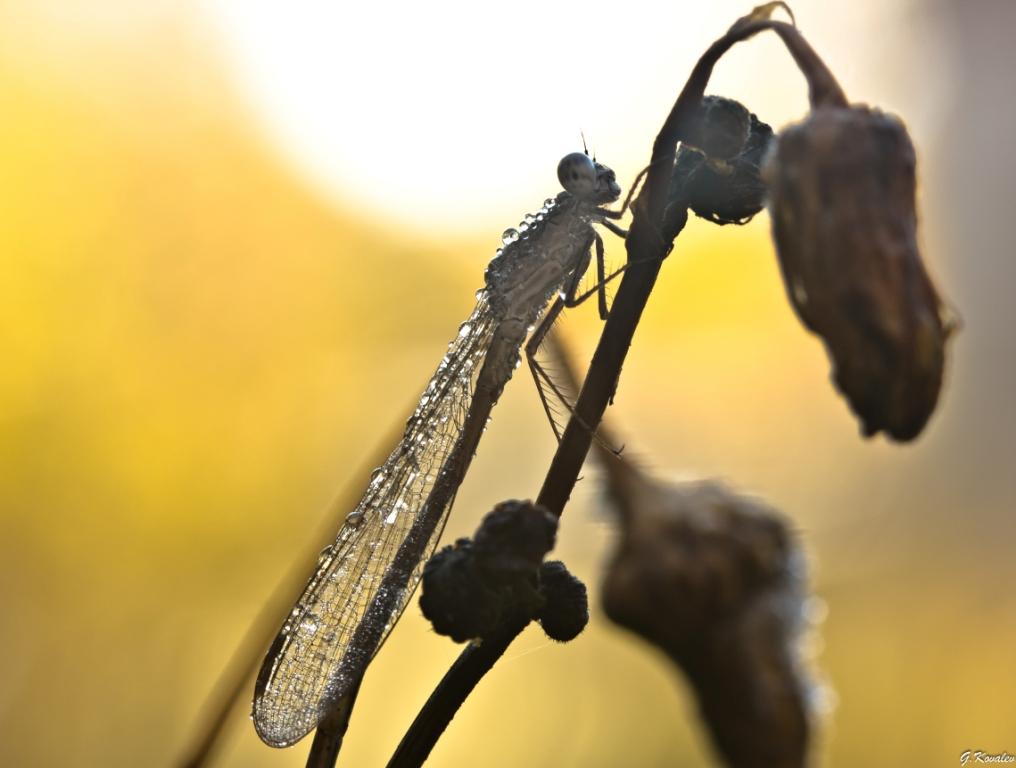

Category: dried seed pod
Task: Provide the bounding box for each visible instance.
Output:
[764,105,951,440]
[473,500,557,579]
[546,305,821,766]
[420,500,556,642]
[420,539,502,643]
[682,95,752,161]
[536,560,589,642]
[600,461,815,768]
[673,100,774,226]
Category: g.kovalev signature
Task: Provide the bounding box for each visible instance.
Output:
[961,750,1015,765]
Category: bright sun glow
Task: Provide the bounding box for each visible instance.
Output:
[195,1,922,232]
[196,0,734,231]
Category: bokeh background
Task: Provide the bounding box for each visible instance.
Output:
[2,1,1013,765]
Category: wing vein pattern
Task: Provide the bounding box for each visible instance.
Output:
[253,293,498,746]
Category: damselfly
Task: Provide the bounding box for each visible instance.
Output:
[253,151,627,747]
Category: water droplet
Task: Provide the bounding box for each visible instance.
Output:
[805,596,828,625]
[801,632,825,659]
[346,510,365,528]
[502,228,519,245]
[810,681,839,716]
[384,509,398,525]
[458,322,472,338]
[792,279,808,305]
[544,198,555,208]
[301,616,319,633]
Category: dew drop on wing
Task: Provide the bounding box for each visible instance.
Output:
[253,294,505,747]
[301,616,319,634]
[502,228,519,245]
[805,596,829,625]
[792,279,808,306]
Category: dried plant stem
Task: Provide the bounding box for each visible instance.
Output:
[386,56,688,768]
[306,682,361,768]
[385,616,529,768]
[386,201,676,768]
[551,331,811,768]
[385,10,850,767]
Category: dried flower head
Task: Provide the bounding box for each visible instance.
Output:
[420,500,587,644]
[683,95,752,161]
[600,458,815,768]
[764,105,951,441]
[671,96,775,226]
[473,499,557,577]
[535,560,589,642]
[420,538,503,643]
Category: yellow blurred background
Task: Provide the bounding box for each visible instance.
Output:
[1,1,1013,766]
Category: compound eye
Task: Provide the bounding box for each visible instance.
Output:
[557,152,597,197]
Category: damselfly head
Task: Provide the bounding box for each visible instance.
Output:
[557,152,621,204]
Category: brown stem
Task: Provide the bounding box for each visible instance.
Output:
[384,43,695,768]
[543,329,640,518]
[386,617,529,768]
[384,8,849,768]
[306,682,361,768]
